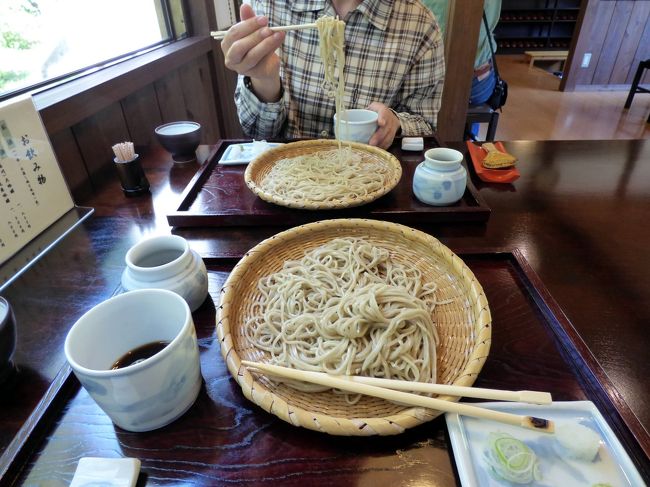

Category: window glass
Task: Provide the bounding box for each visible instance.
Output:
[0,0,171,97]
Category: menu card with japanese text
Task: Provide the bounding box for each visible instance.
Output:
[0,95,75,265]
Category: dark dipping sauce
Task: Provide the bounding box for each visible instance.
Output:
[111,341,169,370]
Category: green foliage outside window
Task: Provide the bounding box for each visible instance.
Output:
[2,30,36,50]
[1,0,184,97]
[0,0,40,91]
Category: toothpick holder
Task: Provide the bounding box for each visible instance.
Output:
[114,155,150,197]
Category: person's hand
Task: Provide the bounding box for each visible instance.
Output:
[367,102,401,149]
[221,4,285,102]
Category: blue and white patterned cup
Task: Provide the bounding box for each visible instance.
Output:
[333,109,378,144]
[64,289,202,432]
[413,148,467,206]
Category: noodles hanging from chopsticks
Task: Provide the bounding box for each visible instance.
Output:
[259,18,384,204]
[316,16,348,155]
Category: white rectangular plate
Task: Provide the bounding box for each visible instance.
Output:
[219,142,283,165]
[446,401,645,487]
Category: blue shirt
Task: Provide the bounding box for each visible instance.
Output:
[420,0,501,68]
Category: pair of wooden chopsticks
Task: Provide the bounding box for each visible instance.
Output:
[211,22,318,41]
[242,360,555,433]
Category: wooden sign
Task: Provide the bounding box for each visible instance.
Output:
[0,95,75,265]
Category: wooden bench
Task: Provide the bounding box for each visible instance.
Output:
[525,50,569,69]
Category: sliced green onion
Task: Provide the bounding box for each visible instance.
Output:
[483,432,542,484]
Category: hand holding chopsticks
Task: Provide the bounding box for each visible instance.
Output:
[242,361,555,433]
[211,22,318,41]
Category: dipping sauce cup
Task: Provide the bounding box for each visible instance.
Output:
[64,289,202,432]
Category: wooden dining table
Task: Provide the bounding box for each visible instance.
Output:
[0,137,648,486]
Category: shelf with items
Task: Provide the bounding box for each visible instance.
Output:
[500,12,554,22]
[499,10,578,23]
[500,0,580,9]
[497,39,572,52]
[496,0,580,54]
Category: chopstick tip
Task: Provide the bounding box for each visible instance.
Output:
[523,416,555,434]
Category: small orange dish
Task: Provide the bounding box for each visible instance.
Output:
[466,141,521,183]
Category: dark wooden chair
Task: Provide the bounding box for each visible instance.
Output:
[465,103,499,141]
[624,59,650,123]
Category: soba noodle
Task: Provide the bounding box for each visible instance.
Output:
[316,16,347,148]
[260,147,388,203]
[245,237,440,403]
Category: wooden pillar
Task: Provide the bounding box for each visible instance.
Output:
[188,0,244,138]
[560,0,592,92]
[436,0,484,143]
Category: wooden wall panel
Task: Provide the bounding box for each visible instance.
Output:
[72,103,130,189]
[560,0,592,91]
[211,46,244,139]
[178,56,221,144]
[121,85,163,148]
[49,129,92,203]
[610,2,650,84]
[187,0,212,35]
[570,1,612,87]
[564,0,650,90]
[154,70,189,123]
[592,1,634,85]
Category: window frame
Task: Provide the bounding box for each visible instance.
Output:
[0,0,189,102]
[33,36,211,135]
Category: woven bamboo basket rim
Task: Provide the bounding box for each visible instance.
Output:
[243,139,402,210]
[217,219,491,436]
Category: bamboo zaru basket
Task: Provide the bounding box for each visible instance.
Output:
[217,219,491,436]
[244,139,402,210]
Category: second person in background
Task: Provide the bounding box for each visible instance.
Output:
[221,0,445,149]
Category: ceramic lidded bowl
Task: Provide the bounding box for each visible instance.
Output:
[413,148,467,206]
[121,235,208,312]
[155,121,201,163]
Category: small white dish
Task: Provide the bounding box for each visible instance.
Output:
[219,141,283,165]
[70,457,140,487]
[401,137,424,151]
[445,401,644,487]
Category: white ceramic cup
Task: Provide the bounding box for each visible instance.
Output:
[121,235,208,312]
[333,109,379,144]
[64,289,202,432]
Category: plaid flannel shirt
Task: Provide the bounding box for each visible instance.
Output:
[235,0,445,140]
